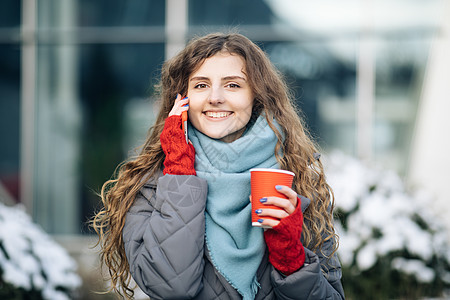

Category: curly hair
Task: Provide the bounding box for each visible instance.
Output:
[91,32,338,299]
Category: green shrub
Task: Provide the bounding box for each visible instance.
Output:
[325,152,450,299]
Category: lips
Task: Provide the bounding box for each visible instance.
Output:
[204,111,232,119]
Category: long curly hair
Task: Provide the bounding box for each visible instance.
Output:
[91,32,338,299]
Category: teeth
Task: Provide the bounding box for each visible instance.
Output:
[205,111,231,118]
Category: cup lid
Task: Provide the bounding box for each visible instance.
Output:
[249,168,295,176]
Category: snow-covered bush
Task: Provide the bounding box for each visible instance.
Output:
[324,151,450,299]
[0,202,81,300]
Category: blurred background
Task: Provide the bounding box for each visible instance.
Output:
[1,0,449,299]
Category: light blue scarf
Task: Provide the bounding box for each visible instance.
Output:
[188,116,280,300]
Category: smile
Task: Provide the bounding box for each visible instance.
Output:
[204,111,232,119]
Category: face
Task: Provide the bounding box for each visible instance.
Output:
[187,52,254,143]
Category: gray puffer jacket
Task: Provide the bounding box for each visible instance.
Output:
[123,173,345,299]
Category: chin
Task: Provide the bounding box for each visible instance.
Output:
[201,127,232,139]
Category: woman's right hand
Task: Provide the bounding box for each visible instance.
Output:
[169,94,190,116]
[160,94,196,176]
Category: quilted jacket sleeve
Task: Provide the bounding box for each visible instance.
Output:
[270,232,345,299]
[123,174,208,300]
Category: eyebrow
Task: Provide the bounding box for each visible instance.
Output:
[189,75,247,82]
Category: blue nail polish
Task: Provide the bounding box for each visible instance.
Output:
[255,209,262,214]
[275,185,282,190]
[260,198,267,203]
[258,219,264,223]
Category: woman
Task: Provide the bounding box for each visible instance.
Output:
[92,32,344,299]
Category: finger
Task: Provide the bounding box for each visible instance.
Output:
[256,218,279,228]
[179,96,189,106]
[173,93,182,104]
[261,196,296,215]
[169,96,189,116]
[169,94,182,116]
[178,97,189,112]
[274,185,298,207]
[255,208,289,219]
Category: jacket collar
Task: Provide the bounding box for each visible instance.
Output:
[300,195,311,213]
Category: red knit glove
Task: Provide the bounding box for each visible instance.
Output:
[263,196,306,275]
[160,115,196,175]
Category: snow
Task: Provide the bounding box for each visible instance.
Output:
[324,151,450,282]
[0,202,81,299]
[392,257,435,283]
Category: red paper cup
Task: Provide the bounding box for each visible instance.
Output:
[250,168,295,227]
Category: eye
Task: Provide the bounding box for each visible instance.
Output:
[194,83,208,89]
[226,83,240,88]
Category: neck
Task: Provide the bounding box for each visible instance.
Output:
[219,127,247,143]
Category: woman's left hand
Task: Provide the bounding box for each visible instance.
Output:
[258,185,306,275]
[255,185,298,228]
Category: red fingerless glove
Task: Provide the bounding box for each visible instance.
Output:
[263,196,306,275]
[160,115,196,175]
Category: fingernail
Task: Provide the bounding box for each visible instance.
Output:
[255,209,262,214]
[183,104,189,107]
[258,219,264,223]
[275,185,282,190]
[260,198,267,203]
[181,96,188,100]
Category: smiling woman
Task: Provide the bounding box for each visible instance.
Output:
[186,52,254,142]
[92,32,344,300]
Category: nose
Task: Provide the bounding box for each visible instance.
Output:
[208,85,225,105]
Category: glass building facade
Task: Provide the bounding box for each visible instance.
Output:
[0,0,440,235]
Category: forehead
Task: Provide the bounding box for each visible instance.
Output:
[190,52,246,78]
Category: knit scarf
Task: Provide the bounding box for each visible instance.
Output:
[188,116,280,300]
